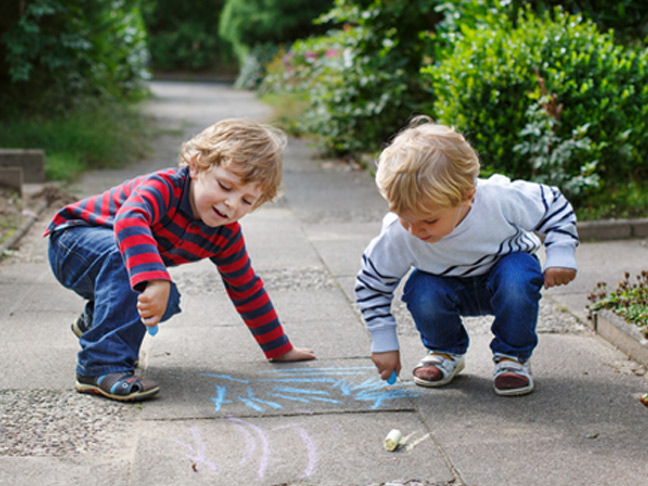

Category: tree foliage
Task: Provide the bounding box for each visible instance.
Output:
[0,0,149,117]
[219,0,333,60]
[141,0,235,72]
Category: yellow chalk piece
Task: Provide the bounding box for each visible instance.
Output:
[384,429,402,452]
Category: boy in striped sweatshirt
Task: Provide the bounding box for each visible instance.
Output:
[355,117,578,396]
[45,119,315,402]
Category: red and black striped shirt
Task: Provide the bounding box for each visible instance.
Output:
[44,166,292,358]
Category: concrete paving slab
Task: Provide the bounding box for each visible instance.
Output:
[303,221,382,278]
[0,457,132,486]
[140,358,422,421]
[241,207,324,270]
[0,310,78,389]
[412,334,648,486]
[131,413,454,486]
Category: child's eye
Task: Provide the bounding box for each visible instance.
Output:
[242,198,252,206]
[219,181,231,191]
[424,219,438,225]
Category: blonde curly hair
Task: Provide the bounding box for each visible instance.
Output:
[179,118,287,209]
[376,116,480,215]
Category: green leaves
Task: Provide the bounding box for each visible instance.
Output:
[589,272,648,333]
[425,6,648,207]
[1,0,149,115]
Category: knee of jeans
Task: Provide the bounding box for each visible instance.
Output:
[403,278,453,318]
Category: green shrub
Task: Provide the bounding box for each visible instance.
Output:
[141,0,236,73]
[262,0,439,155]
[522,0,648,45]
[219,0,332,61]
[261,0,511,156]
[0,0,149,116]
[424,7,648,206]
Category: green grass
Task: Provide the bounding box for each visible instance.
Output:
[0,99,153,182]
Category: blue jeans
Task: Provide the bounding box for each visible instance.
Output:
[48,226,181,377]
[401,252,544,361]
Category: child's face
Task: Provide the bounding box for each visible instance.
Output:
[189,163,263,227]
[397,197,473,244]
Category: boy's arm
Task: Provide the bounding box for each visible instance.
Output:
[355,222,411,373]
[509,179,579,288]
[211,226,311,361]
[114,174,176,290]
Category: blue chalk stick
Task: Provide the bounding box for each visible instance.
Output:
[387,370,397,385]
[147,325,159,336]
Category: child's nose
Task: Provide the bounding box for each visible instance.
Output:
[409,223,427,238]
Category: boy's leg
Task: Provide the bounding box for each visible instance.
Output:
[486,252,544,361]
[402,270,470,386]
[485,252,543,396]
[402,269,470,354]
[48,226,181,377]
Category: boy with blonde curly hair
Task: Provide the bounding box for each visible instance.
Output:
[46,119,315,402]
[356,116,578,396]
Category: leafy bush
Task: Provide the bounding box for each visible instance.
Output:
[588,271,648,335]
[424,7,648,206]
[263,0,446,155]
[219,0,332,61]
[141,0,236,73]
[522,0,648,45]
[513,91,599,198]
[0,0,149,116]
[260,0,516,156]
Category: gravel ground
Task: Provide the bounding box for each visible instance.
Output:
[0,390,138,457]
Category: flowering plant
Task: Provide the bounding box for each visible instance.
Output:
[588,271,648,336]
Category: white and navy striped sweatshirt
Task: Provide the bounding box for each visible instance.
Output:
[355,175,579,353]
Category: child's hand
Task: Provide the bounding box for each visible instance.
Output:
[137,279,171,327]
[270,346,316,362]
[544,267,577,289]
[371,350,401,381]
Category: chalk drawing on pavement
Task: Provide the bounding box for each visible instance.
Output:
[202,366,420,414]
[173,419,318,480]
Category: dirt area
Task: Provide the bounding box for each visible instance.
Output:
[0,185,76,249]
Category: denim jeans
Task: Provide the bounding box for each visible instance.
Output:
[48,226,181,377]
[402,252,544,361]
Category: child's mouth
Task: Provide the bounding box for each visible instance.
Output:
[213,207,228,219]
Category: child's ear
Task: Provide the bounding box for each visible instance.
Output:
[465,187,477,203]
[188,156,198,178]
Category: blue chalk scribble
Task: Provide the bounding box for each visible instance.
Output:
[205,366,420,413]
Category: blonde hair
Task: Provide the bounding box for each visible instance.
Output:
[179,118,287,208]
[376,116,480,215]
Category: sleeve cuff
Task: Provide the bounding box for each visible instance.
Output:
[370,326,400,353]
[544,244,578,271]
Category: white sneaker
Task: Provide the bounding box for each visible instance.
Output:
[493,354,534,396]
[413,351,465,387]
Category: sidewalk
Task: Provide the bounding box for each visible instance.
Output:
[1,80,647,486]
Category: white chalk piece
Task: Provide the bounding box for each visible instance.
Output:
[384,429,402,451]
[147,325,159,336]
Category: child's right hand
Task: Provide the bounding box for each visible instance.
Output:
[371,350,401,382]
[137,279,171,327]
